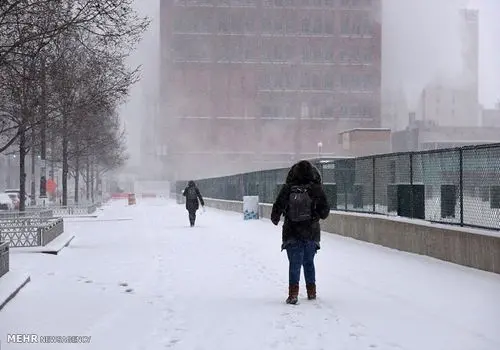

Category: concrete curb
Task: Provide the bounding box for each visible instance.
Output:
[0,272,31,311]
[41,235,75,255]
[11,234,76,255]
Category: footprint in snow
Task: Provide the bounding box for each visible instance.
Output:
[119,282,129,287]
[165,338,180,348]
[124,288,134,293]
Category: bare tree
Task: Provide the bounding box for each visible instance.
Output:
[0,0,148,209]
[0,0,149,66]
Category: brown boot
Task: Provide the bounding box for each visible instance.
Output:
[286,284,299,304]
[306,283,316,300]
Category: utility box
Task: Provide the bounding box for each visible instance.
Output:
[397,184,425,220]
[440,185,457,218]
[491,186,500,209]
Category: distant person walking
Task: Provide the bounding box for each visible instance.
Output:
[182,180,205,227]
[271,160,330,304]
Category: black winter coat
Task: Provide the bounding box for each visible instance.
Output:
[271,160,330,250]
[183,181,204,212]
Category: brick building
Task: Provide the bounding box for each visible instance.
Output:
[160,0,382,180]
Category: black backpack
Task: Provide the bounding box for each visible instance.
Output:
[287,185,313,222]
[186,187,198,201]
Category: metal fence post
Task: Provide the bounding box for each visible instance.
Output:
[459,148,464,226]
[344,165,348,211]
[372,157,376,212]
[409,152,414,218]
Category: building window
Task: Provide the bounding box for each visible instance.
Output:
[340,74,351,89]
[274,17,284,33]
[324,15,334,34]
[231,14,244,33]
[261,105,282,118]
[300,72,310,89]
[284,69,295,89]
[262,15,273,33]
[321,105,334,118]
[312,45,322,62]
[243,15,255,33]
[302,45,312,62]
[324,45,334,63]
[285,13,298,33]
[312,15,323,34]
[273,72,284,89]
[243,39,258,61]
[218,14,230,32]
[301,17,312,33]
[172,37,211,61]
[312,73,321,90]
[363,51,373,64]
[324,73,334,90]
[340,12,371,35]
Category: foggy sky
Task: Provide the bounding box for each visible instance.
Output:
[120,0,500,167]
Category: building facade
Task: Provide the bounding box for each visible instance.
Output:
[160,0,382,180]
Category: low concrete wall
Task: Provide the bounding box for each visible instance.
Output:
[204,198,243,213]
[0,241,9,278]
[202,198,500,274]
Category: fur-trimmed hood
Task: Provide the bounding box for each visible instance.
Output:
[285,160,321,185]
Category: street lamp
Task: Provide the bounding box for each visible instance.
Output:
[317,141,323,159]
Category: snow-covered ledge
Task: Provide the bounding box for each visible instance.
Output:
[203,198,500,274]
[0,241,9,278]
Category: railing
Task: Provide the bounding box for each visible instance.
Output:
[51,204,97,216]
[0,241,8,278]
[180,143,500,231]
[0,209,53,219]
[0,217,64,247]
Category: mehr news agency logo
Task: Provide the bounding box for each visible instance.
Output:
[2,334,92,346]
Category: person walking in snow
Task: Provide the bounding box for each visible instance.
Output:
[271,160,330,304]
[182,180,205,227]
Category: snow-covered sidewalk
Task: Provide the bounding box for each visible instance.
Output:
[1,198,500,350]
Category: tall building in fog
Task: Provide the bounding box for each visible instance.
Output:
[160,0,382,180]
[415,8,480,129]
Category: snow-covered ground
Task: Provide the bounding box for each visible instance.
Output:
[1,198,500,350]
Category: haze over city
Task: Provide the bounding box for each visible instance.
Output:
[119,0,499,178]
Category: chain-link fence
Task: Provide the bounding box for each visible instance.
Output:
[176,144,500,230]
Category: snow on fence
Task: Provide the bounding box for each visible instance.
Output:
[51,204,97,217]
[0,217,64,248]
[0,209,53,219]
[0,241,8,278]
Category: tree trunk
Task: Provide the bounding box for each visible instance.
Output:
[74,155,80,204]
[90,160,95,203]
[30,128,36,206]
[39,58,47,203]
[86,158,90,201]
[95,166,100,203]
[19,123,27,212]
[62,114,69,206]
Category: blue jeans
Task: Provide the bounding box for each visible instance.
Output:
[286,240,317,285]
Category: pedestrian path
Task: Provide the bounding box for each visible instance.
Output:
[1,198,499,350]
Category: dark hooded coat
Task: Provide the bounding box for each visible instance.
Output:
[271,160,330,250]
[183,180,205,212]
